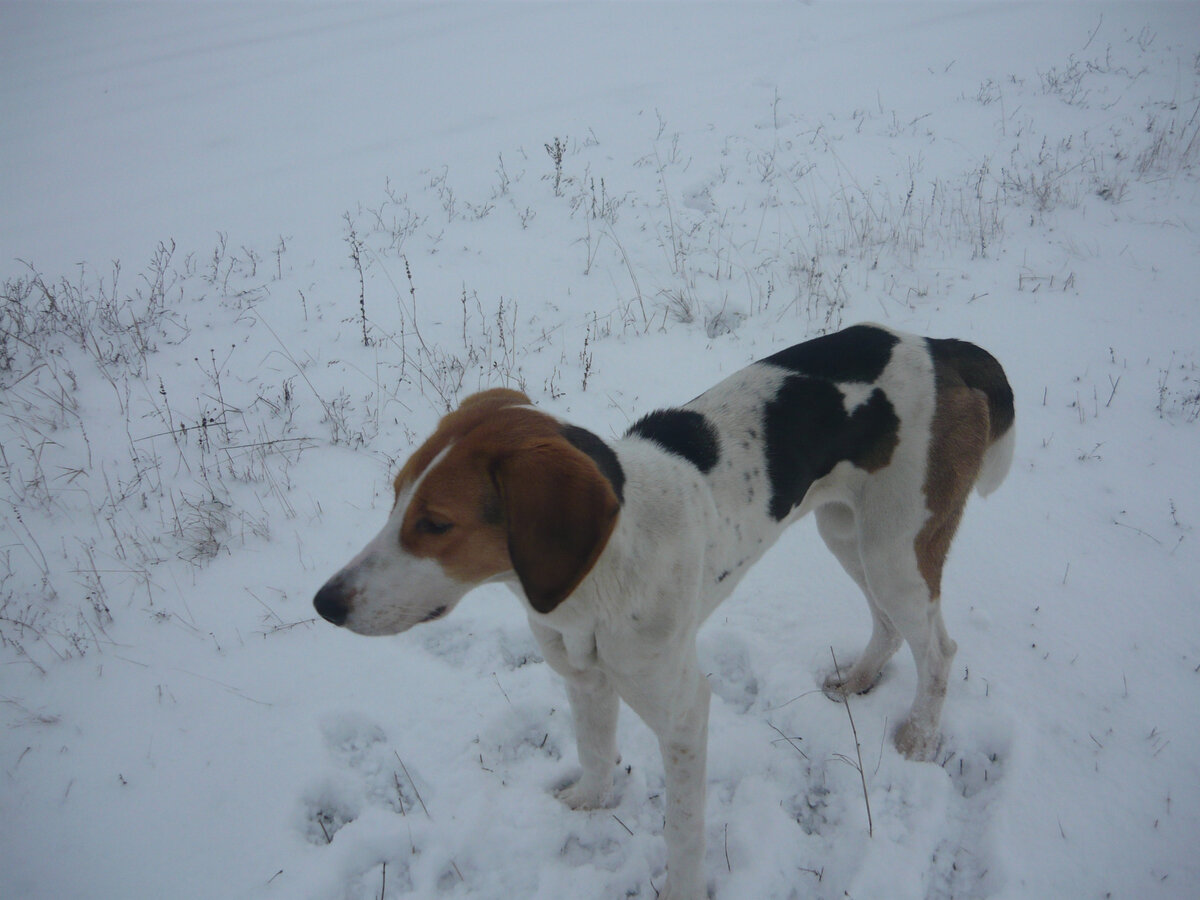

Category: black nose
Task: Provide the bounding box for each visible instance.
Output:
[313,577,349,626]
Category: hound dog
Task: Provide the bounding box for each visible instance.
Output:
[313,323,1015,899]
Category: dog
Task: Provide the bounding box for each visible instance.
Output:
[313,323,1014,899]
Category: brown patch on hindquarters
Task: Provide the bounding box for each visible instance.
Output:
[396,389,621,613]
[915,380,991,598]
[924,338,1014,442]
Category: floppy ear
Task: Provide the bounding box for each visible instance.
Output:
[457,387,532,412]
[493,438,620,614]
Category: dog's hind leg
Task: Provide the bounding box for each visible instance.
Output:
[817,503,903,698]
[856,517,961,761]
[875,381,990,759]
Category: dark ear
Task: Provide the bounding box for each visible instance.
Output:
[493,439,620,614]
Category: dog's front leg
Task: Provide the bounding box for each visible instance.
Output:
[616,654,712,900]
[658,670,711,900]
[530,620,619,809]
[556,666,620,808]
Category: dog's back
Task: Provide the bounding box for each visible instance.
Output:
[621,324,1014,613]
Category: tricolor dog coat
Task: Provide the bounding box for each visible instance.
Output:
[314,323,1015,899]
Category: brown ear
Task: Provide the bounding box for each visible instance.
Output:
[493,438,620,614]
[457,388,531,412]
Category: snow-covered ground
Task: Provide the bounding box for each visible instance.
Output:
[2,3,1198,899]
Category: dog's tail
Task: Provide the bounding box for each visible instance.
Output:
[928,337,1015,497]
[976,421,1014,497]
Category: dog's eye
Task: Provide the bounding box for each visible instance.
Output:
[415,517,453,536]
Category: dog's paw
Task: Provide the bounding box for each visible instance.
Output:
[822,666,880,700]
[554,775,615,810]
[656,873,710,900]
[894,719,939,761]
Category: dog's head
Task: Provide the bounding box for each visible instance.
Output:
[312,389,621,635]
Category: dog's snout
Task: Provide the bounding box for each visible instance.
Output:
[313,577,350,626]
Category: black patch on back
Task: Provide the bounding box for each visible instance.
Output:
[762,325,899,383]
[763,377,900,521]
[626,408,721,474]
[926,337,1015,440]
[561,424,625,504]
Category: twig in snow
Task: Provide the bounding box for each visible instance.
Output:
[830,647,873,838]
[1082,13,1104,50]
[1112,518,1162,545]
[612,814,634,836]
[393,773,417,854]
[1105,374,1120,408]
[767,720,808,760]
[492,672,512,705]
[395,751,430,818]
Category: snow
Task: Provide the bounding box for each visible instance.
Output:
[2,3,1198,899]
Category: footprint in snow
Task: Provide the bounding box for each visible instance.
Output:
[299,774,362,846]
[320,710,387,767]
[943,738,1006,800]
[298,711,427,846]
[927,722,1013,899]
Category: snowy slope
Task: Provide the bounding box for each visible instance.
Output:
[2,3,1198,899]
